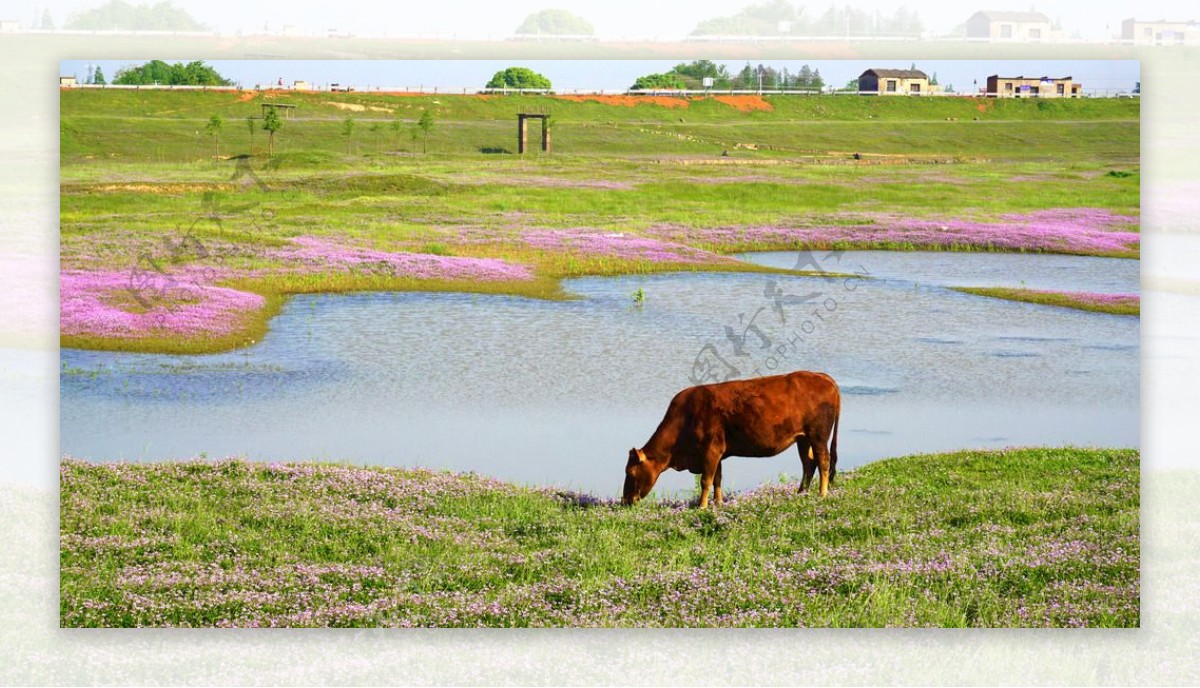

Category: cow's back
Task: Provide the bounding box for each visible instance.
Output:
[710,371,839,457]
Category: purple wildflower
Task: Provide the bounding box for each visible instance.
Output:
[60,270,264,338]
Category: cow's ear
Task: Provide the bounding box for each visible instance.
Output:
[629,448,643,463]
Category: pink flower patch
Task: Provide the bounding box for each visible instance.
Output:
[268,236,533,281]
[61,270,265,338]
[649,208,1140,255]
[522,230,723,264]
[1034,291,1139,306]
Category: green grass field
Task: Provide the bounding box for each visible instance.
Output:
[59,447,1139,628]
[60,90,1140,353]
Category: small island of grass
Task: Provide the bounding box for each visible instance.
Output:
[952,287,1139,316]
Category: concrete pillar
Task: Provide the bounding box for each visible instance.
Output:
[541,117,550,153]
[518,115,528,155]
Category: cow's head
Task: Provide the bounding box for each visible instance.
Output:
[622,448,660,505]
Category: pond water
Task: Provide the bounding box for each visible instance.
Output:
[61,251,1140,498]
[742,250,1140,293]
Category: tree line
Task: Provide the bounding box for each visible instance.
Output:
[631,61,825,91]
[111,60,231,86]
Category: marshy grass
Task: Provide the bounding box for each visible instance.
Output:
[952,287,1140,316]
[60,446,1139,628]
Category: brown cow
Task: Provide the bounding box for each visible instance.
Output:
[622,371,840,507]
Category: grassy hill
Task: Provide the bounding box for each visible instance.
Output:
[60,447,1139,627]
[61,89,1140,163]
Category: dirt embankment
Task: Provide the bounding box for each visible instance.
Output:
[712,95,773,112]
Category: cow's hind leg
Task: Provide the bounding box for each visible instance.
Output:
[698,443,724,509]
[796,436,816,493]
[713,461,724,506]
[811,431,832,498]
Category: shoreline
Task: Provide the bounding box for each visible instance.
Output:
[59,240,1138,356]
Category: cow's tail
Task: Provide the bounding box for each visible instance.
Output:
[830,385,840,471]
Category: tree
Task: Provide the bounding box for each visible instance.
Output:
[630,73,686,91]
[93,66,107,85]
[369,122,382,155]
[246,116,256,154]
[670,60,731,89]
[204,114,223,159]
[341,116,356,155]
[731,63,756,90]
[486,67,552,91]
[797,65,813,88]
[409,125,420,155]
[41,9,55,30]
[113,60,230,86]
[515,9,593,35]
[417,110,434,154]
[262,106,282,157]
[390,116,404,151]
[65,0,207,31]
[754,64,780,90]
[930,72,939,86]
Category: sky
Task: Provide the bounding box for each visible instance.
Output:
[21,0,1197,40]
[60,60,1141,95]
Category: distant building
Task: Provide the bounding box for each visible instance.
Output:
[986,75,1082,98]
[0,19,21,32]
[1121,18,1198,45]
[59,75,78,87]
[965,11,1056,42]
[858,69,929,95]
[292,80,312,91]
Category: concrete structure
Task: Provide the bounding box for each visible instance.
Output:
[986,75,1082,98]
[292,80,312,91]
[1121,18,1198,45]
[857,69,929,95]
[517,111,550,154]
[261,103,297,119]
[965,11,1055,42]
[59,76,77,87]
[0,19,21,32]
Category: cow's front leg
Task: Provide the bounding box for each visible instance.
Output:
[698,470,713,509]
[697,447,723,509]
